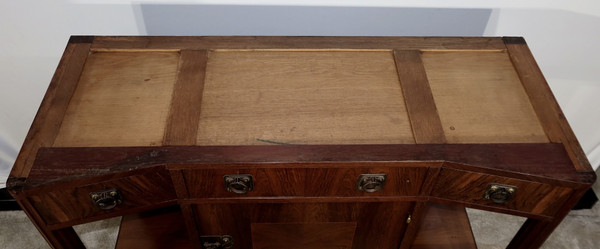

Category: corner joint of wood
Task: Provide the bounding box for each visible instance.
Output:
[68,35,95,44]
[577,171,597,185]
[6,177,27,191]
[503,37,526,45]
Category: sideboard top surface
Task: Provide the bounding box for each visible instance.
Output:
[7,36,595,188]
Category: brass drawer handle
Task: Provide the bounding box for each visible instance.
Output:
[200,235,234,249]
[224,174,254,194]
[89,188,122,210]
[357,174,387,193]
[483,183,517,204]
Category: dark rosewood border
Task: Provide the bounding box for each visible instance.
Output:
[91,36,506,50]
[504,36,593,173]
[8,39,91,183]
[24,143,589,187]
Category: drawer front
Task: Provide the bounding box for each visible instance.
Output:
[29,170,176,225]
[431,168,573,216]
[183,167,427,198]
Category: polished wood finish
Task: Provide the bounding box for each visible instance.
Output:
[164,50,208,146]
[26,143,585,186]
[194,201,411,249]
[114,202,478,249]
[91,36,507,50]
[116,206,192,249]
[411,203,477,249]
[252,222,357,249]
[183,167,426,198]
[28,169,176,225]
[8,36,595,249]
[394,50,446,144]
[432,168,573,216]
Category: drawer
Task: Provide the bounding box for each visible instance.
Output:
[431,168,573,216]
[183,166,427,198]
[28,170,176,225]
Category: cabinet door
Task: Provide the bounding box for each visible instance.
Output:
[193,202,411,249]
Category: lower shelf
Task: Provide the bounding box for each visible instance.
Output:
[115,205,191,249]
[411,203,477,249]
[115,203,477,249]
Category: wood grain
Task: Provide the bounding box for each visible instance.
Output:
[91,36,506,50]
[398,202,426,249]
[11,192,86,249]
[197,50,414,145]
[504,37,593,172]
[394,50,446,144]
[169,170,202,246]
[27,143,586,187]
[431,168,573,216]
[422,51,549,143]
[116,206,192,249]
[114,202,477,249]
[163,50,208,145]
[411,203,477,249]
[28,170,176,225]
[53,51,179,147]
[251,222,357,249]
[183,167,427,198]
[506,186,590,249]
[8,41,91,181]
[193,202,410,249]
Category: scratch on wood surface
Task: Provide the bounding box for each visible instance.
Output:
[255,138,292,145]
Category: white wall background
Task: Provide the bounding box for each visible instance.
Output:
[1,1,599,188]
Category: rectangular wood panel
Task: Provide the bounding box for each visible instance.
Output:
[431,168,573,216]
[53,52,179,147]
[116,206,192,249]
[252,222,357,249]
[197,50,414,145]
[28,170,176,225]
[411,203,477,249]
[163,50,208,145]
[194,202,410,249]
[183,167,427,198]
[422,51,549,143]
[394,50,446,144]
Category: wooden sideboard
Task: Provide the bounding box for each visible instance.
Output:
[7,36,596,249]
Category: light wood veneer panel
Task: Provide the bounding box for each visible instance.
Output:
[54,52,179,147]
[422,51,548,143]
[197,51,414,145]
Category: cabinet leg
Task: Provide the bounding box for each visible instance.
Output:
[46,227,86,249]
[13,192,85,249]
[506,218,558,249]
[507,188,589,249]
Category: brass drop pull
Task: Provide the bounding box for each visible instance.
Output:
[89,188,122,210]
[483,183,517,204]
[357,174,387,193]
[200,235,234,249]
[224,174,254,194]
